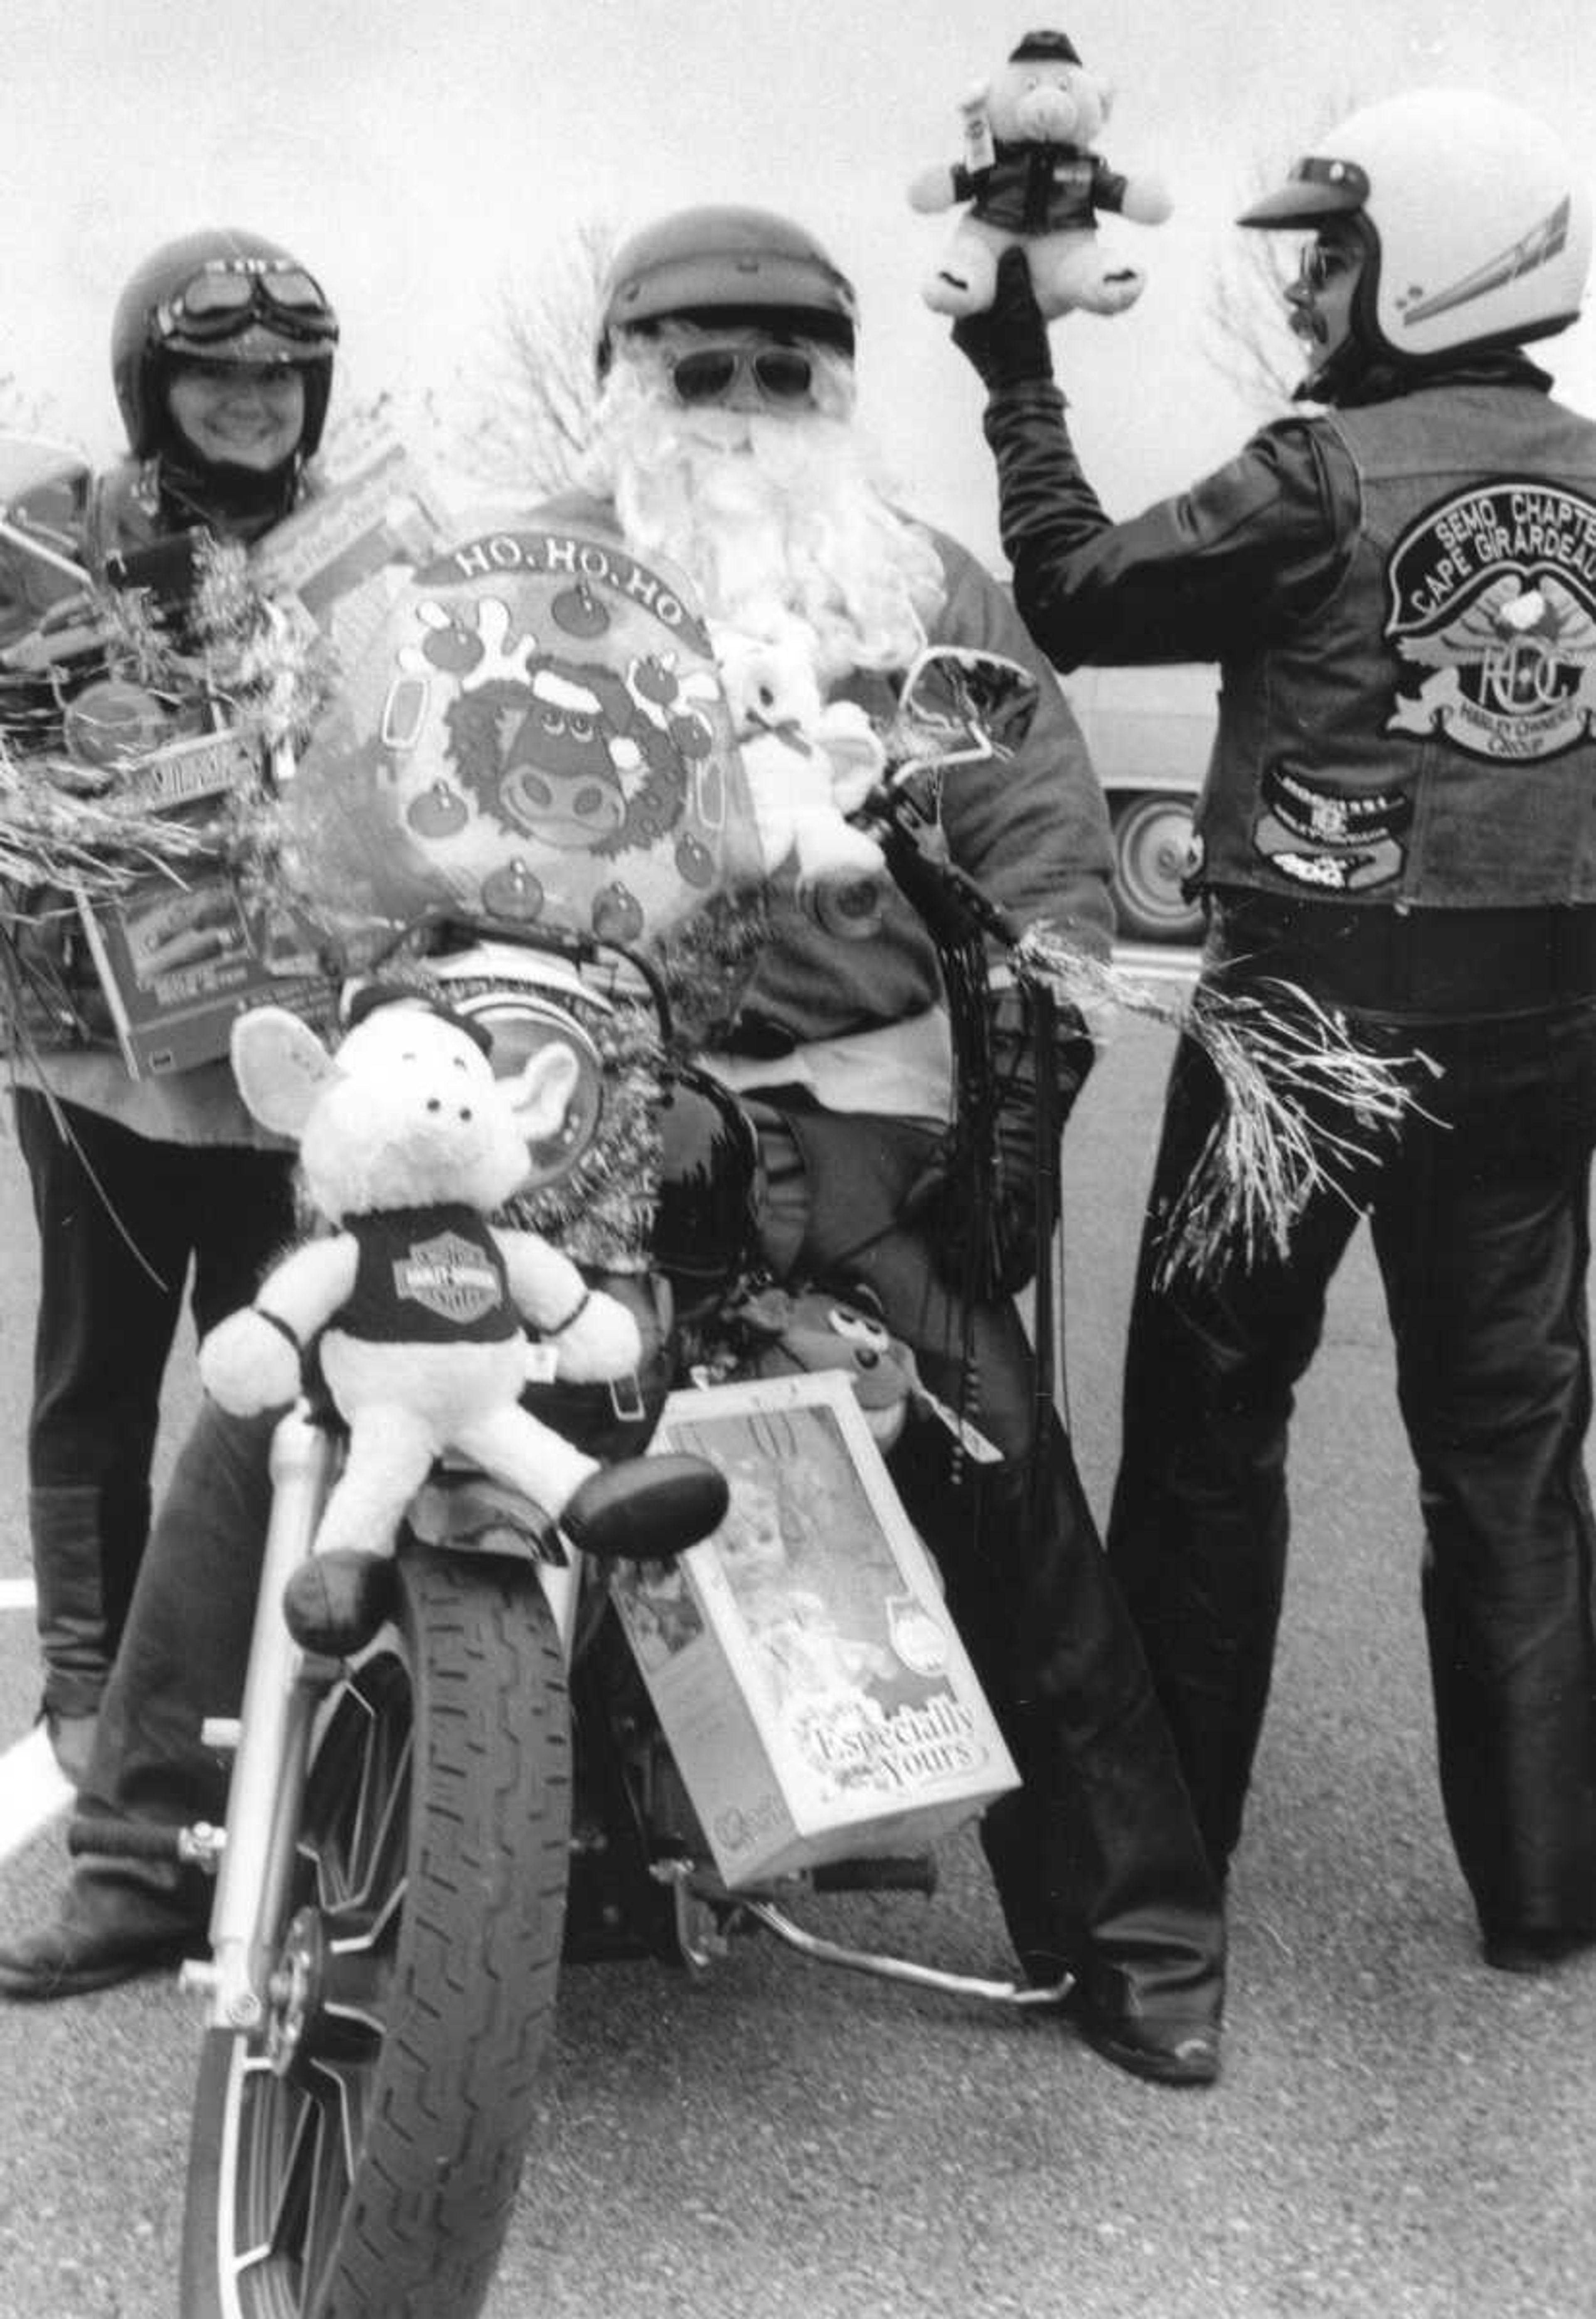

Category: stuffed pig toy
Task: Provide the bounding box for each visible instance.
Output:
[909,28,1171,320]
[200,989,727,1653]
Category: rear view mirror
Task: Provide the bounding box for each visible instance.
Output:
[0,436,94,650]
[890,647,1041,780]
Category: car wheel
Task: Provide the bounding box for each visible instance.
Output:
[1109,791,1203,944]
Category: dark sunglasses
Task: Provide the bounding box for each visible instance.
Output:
[667,345,815,407]
[1297,239,1360,293]
[154,262,339,348]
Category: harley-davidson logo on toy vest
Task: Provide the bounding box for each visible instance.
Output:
[340,1209,516,1344]
[283,529,765,954]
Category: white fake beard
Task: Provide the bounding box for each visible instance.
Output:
[582,348,945,683]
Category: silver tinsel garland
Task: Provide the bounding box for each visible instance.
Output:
[1012,925,1439,1284]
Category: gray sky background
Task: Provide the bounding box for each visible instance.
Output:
[5,0,1594,561]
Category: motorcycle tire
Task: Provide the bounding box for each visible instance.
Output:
[180,1541,571,2319]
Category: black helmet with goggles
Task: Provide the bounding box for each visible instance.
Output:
[113,228,340,461]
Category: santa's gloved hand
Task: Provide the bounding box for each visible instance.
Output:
[951,248,1055,391]
[906,986,1094,1299]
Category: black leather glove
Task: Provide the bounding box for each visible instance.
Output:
[951,247,1056,392]
[907,984,1094,1299]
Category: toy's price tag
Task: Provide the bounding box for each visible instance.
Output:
[961,94,996,175]
[524,1342,559,1385]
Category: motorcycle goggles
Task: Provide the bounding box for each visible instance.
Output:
[153,261,340,351]
[666,343,815,407]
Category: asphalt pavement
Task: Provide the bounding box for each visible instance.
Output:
[0,998,1591,2319]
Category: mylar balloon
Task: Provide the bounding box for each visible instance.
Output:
[281,522,766,958]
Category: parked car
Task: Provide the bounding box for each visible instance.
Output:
[1064,663,1215,944]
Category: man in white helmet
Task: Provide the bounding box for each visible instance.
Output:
[0,207,1227,2089]
[955,89,1596,1976]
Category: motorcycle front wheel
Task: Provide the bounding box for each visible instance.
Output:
[180,1541,571,2319]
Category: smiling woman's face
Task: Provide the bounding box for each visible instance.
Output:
[165,362,305,470]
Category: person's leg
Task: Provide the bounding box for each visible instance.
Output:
[891,1359,1227,2081]
[773,1100,1224,2082]
[184,1142,299,1337]
[14,1094,188,1750]
[0,1401,279,1998]
[1371,1013,1596,1962]
[1106,1036,1363,1874]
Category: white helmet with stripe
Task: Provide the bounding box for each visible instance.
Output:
[1240,89,1590,381]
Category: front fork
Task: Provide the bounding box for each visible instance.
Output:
[180,1408,586,2035]
[181,1408,340,2033]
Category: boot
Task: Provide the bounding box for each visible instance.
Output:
[0,1875,201,2001]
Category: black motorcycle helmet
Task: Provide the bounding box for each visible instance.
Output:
[111,227,340,464]
[596,205,859,377]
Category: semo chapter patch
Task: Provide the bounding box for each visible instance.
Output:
[1383,481,1596,760]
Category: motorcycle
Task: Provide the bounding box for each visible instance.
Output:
[64,645,1069,2319]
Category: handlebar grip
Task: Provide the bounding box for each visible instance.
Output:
[67,1816,187,1863]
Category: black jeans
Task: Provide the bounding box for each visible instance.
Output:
[14,1089,297,1712]
[1108,999,1596,1939]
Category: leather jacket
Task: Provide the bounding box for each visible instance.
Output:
[980,355,1596,1008]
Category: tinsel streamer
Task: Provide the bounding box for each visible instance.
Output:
[1012,924,1437,1286]
[505,1012,668,1272]
[646,885,772,1055]
[105,534,337,757]
[190,535,337,751]
[0,741,225,899]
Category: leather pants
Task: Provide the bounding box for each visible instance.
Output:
[1108,999,1596,1939]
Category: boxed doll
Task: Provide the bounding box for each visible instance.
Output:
[612,1369,1019,1887]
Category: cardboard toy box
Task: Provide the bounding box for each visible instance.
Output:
[74,729,335,1079]
[612,1370,1020,1888]
[251,430,455,667]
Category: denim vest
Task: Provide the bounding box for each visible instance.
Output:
[1199,383,1596,909]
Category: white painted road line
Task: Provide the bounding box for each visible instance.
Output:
[0,1722,72,1864]
[0,1578,37,1614]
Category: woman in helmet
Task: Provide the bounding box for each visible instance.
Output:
[97,226,337,557]
[12,229,339,1784]
[955,89,1596,1976]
